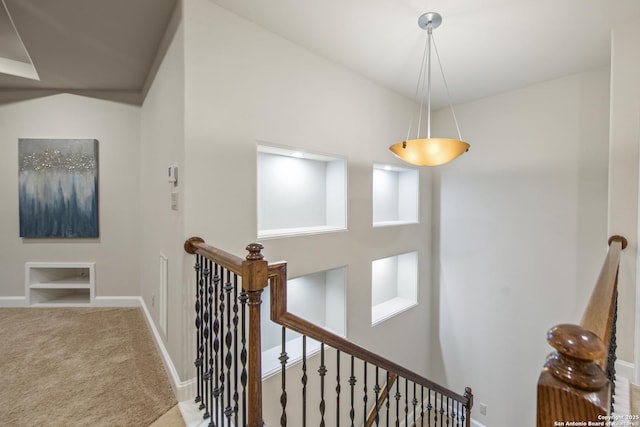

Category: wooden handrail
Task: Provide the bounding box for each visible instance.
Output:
[536,235,626,427]
[186,236,473,426]
[184,237,244,274]
[267,261,473,407]
[580,235,627,368]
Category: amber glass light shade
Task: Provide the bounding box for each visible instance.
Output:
[389,138,470,166]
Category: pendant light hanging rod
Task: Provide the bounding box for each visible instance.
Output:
[406,34,430,142]
[425,22,432,139]
[431,33,463,141]
[416,13,439,141]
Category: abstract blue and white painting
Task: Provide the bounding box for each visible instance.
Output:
[19,138,99,238]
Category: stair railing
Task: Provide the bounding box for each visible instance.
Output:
[185,237,473,427]
[268,254,473,426]
[536,235,627,426]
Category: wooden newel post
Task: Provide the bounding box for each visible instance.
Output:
[537,324,610,427]
[243,242,269,427]
[463,387,473,427]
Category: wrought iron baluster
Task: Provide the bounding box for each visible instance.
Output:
[202,260,212,420]
[446,397,450,427]
[349,355,356,427]
[608,291,618,413]
[209,262,218,424]
[439,394,444,427]
[319,343,327,427]
[394,375,400,427]
[232,273,240,427]
[279,326,289,426]
[373,367,380,426]
[214,266,223,426]
[412,381,417,427]
[224,270,234,424]
[385,371,391,426]
[404,379,409,427]
[194,256,203,408]
[336,349,341,427]
[363,362,368,427]
[302,336,307,427]
[420,386,425,427]
[432,391,437,426]
[239,286,248,427]
[210,265,220,424]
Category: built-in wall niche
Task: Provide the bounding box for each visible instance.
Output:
[261,266,347,378]
[257,144,347,238]
[371,252,418,325]
[372,164,418,227]
[25,262,95,306]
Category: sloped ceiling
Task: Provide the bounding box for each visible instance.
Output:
[0,0,177,94]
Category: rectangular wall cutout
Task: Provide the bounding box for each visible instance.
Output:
[257,144,347,238]
[373,164,419,227]
[371,251,418,325]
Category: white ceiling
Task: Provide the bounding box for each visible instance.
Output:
[210,0,640,106]
[2,0,640,107]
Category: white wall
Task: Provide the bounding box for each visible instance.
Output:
[139,4,187,379]
[0,93,141,299]
[181,0,437,420]
[432,68,610,426]
[610,19,640,373]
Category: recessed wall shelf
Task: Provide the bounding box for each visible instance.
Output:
[257,144,347,238]
[371,252,418,325]
[261,266,346,377]
[373,164,419,227]
[25,262,95,306]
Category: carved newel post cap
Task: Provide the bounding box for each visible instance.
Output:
[545,324,607,391]
[547,324,605,360]
[245,243,265,260]
[463,387,473,408]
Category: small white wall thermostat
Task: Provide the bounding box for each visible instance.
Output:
[168,164,179,211]
[168,164,178,186]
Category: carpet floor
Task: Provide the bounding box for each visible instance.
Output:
[0,307,180,426]
[631,383,640,416]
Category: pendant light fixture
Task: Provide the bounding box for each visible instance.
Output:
[389,12,469,166]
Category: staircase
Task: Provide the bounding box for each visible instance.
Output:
[184,237,473,427]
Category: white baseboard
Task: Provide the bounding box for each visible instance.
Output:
[0,296,141,308]
[138,297,196,402]
[0,296,28,307]
[616,360,635,381]
[93,296,142,307]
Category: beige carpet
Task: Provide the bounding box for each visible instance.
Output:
[0,307,182,426]
[631,383,640,416]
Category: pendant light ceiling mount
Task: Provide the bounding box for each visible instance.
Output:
[389,12,469,167]
[418,12,441,30]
